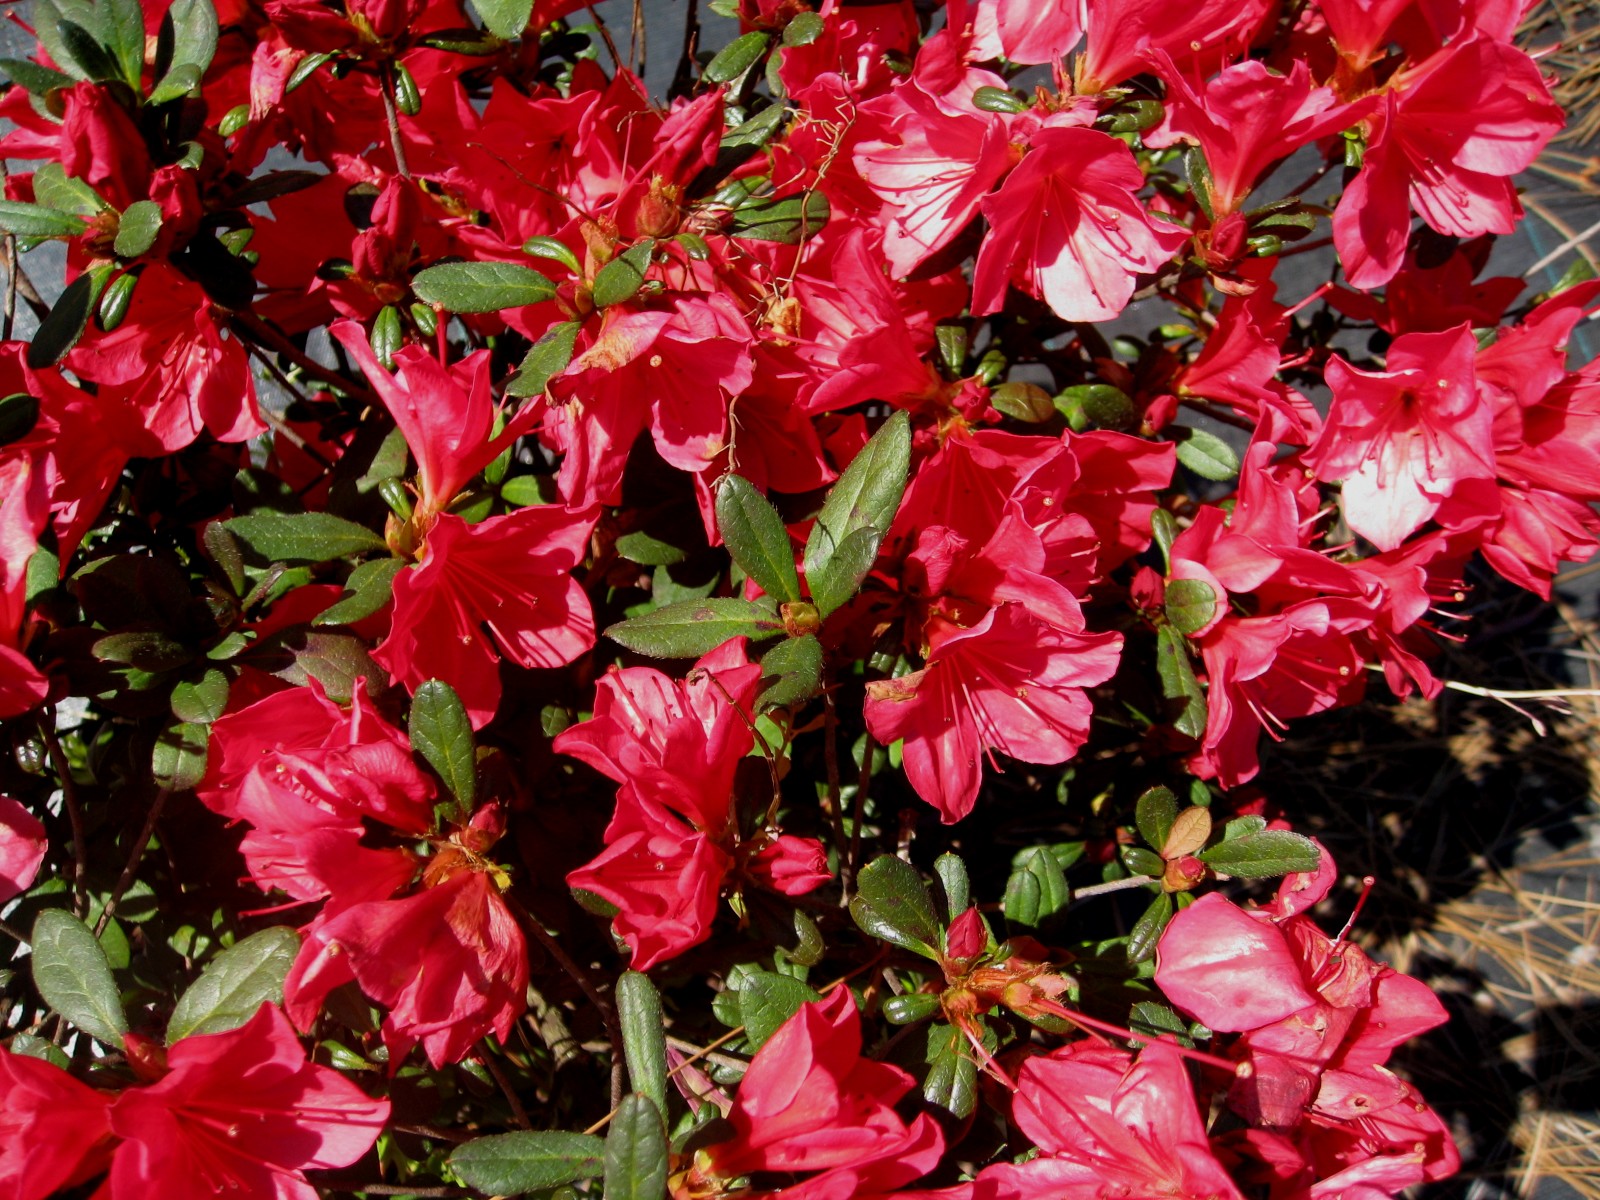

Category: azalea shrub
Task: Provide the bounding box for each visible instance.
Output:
[0,0,1592,1196]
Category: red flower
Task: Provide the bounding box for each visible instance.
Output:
[107,1005,389,1200]
[0,795,47,906]
[698,989,946,1199]
[378,505,597,728]
[0,1046,115,1200]
[973,127,1186,323]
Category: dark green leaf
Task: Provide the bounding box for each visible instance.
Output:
[1122,847,1165,877]
[170,668,229,724]
[849,855,941,959]
[1173,426,1240,481]
[31,909,128,1045]
[284,50,333,93]
[738,970,818,1050]
[720,102,787,151]
[605,598,784,659]
[729,190,828,243]
[717,475,800,603]
[223,512,386,562]
[420,27,504,54]
[470,0,533,39]
[617,972,669,1116]
[591,240,654,309]
[883,993,940,1025]
[972,85,1027,113]
[1164,578,1217,635]
[781,12,825,45]
[1135,786,1178,852]
[1128,1000,1189,1043]
[604,1094,668,1200]
[0,200,87,238]
[223,170,325,209]
[158,0,219,88]
[412,261,556,313]
[8,1031,70,1068]
[924,1021,982,1117]
[313,558,404,627]
[371,304,403,368]
[1055,383,1135,430]
[803,411,909,616]
[103,0,144,87]
[0,58,75,94]
[1150,508,1177,572]
[615,530,688,566]
[450,1131,606,1195]
[507,320,579,397]
[154,721,209,790]
[757,634,822,710]
[502,475,559,508]
[28,267,107,368]
[148,62,202,104]
[704,30,770,84]
[1198,829,1322,878]
[92,630,191,672]
[521,236,581,273]
[989,381,1054,423]
[32,163,108,216]
[1127,890,1174,964]
[168,927,299,1042]
[58,20,121,82]
[98,271,136,331]
[261,628,386,704]
[409,680,476,812]
[1186,146,1215,221]
[1155,624,1207,739]
[0,393,40,447]
[113,200,162,258]
[933,853,970,920]
[1004,846,1070,934]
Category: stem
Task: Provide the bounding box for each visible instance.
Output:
[40,714,90,920]
[844,733,874,902]
[479,1042,533,1130]
[507,896,627,1107]
[3,231,16,342]
[1071,874,1159,902]
[670,0,699,96]
[231,312,375,400]
[379,60,411,179]
[95,788,170,938]
[1176,397,1257,434]
[822,689,847,901]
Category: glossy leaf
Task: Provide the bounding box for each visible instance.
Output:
[1198,829,1322,878]
[737,970,818,1050]
[1165,578,1217,635]
[849,855,941,959]
[223,512,387,563]
[168,927,300,1043]
[756,634,822,710]
[616,972,669,1117]
[412,261,556,313]
[803,411,909,616]
[1135,786,1179,852]
[450,1131,606,1195]
[605,598,784,659]
[717,474,800,603]
[604,1094,668,1200]
[409,680,476,813]
[31,909,128,1045]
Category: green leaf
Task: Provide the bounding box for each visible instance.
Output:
[58,20,122,82]
[27,267,108,368]
[507,320,579,397]
[729,190,829,243]
[113,200,163,258]
[92,630,192,672]
[756,634,822,710]
[450,1131,606,1195]
[717,474,800,603]
[98,271,136,330]
[704,30,770,84]
[522,236,582,274]
[154,721,209,790]
[104,0,145,87]
[1172,426,1241,481]
[469,0,533,39]
[501,474,558,508]
[988,381,1054,423]
[371,304,403,369]
[615,530,688,566]
[8,1030,70,1068]
[412,260,555,313]
[883,993,941,1025]
[1054,383,1135,430]
[849,855,941,959]
[313,557,404,627]
[1164,577,1217,636]
[1155,625,1207,739]
[0,58,75,94]
[604,1094,668,1200]
[1150,509,1177,573]
[605,598,784,659]
[154,0,218,98]
[720,102,787,150]
[1003,846,1070,935]
[616,972,669,1116]
[1128,1000,1190,1043]
[223,512,386,562]
[972,85,1028,113]
[802,411,909,616]
[31,163,109,216]
[0,200,87,239]
[1127,890,1174,964]
[781,11,824,45]
[0,392,39,446]
[167,927,300,1042]
[31,909,128,1045]
[1122,846,1165,877]
[924,1020,983,1117]
[591,240,655,309]
[285,50,334,93]
[737,970,818,1050]
[1198,829,1322,879]
[1135,786,1178,852]
[409,680,476,813]
[933,853,970,920]
[170,667,230,724]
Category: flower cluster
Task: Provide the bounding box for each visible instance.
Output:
[0,0,1590,1194]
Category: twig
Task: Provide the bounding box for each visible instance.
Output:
[671,0,699,96]
[40,713,89,920]
[844,733,875,902]
[230,312,374,399]
[822,690,847,902]
[586,6,623,72]
[95,787,170,938]
[0,916,29,944]
[507,896,627,1107]
[379,61,411,179]
[479,1043,533,1130]
[1439,678,1600,737]
[1071,874,1160,902]
[3,231,16,341]
[1524,212,1600,277]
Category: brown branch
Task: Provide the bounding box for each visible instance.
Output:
[379,60,412,179]
[95,787,170,938]
[40,714,89,920]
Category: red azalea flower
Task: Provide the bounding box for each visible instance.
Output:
[0,1044,115,1200]
[0,795,47,906]
[106,1005,389,1200]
